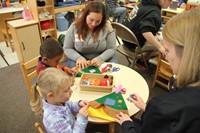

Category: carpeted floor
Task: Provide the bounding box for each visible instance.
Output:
[0,53,168,133]
[0,63,42,133]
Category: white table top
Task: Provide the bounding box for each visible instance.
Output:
[0,7,23,14]
[71,62,149,123]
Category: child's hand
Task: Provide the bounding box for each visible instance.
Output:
[79,100,89,107]
[68,69,78,76]
[127,93,146,111]
[79,106,88,117]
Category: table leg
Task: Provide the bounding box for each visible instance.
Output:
[109,123,115,133]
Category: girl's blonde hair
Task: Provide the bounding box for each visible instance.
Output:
[30,68,71,115]
[162,8,200,87]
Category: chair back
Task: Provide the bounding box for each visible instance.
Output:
[111,22,149,69]
[21,56,39,96]
[111,21,141,49]
[152,53,173,89]
[34,122,45,133]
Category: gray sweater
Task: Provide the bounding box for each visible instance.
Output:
[63,22,116,62]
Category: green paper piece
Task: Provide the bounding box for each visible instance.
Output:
[82,66,102,74]
[76,72,83,77]
[95,92,127,110]
[76,66,101,77]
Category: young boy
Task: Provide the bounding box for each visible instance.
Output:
[36,38,77,75]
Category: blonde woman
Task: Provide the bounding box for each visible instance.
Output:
[115,8,200,133]
[30,68,89,133]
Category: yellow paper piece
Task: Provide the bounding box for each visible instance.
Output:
[88,106,114,122]
[118,99,122,103]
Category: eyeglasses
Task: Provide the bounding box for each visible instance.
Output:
[168,75,177,92]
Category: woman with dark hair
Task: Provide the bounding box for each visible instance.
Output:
[63,1,117,69]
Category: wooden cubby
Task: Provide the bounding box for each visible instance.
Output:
[161,8,185,23]
[28,0,57,41]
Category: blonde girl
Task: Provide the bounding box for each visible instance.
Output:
[30,67,89,133]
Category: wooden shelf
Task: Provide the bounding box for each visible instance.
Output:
[37,5,54,10]
[41,28,56,33]
[161,8,185,23]
[28,0,57,41]
[39,18,55,22]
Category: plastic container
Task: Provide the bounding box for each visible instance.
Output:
[56,12,69,31]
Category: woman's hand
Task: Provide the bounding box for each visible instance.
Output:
[76,58,89,69]
[127,93,146,111]
[91,58,101,67]
[68,69,78,76]
[115,112,132,125]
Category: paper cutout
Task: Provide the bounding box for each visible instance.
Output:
[104,98,116,106]
[114,84,122,93]
[77,66,102,77]
[89,92,128,121]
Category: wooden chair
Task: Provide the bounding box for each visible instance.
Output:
[20,56,39,96]
[111,22,151,70]
[34,122,45,133]
[2,17,22,52]
[152,53,173,90]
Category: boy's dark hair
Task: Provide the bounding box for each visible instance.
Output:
[40,38,64,59]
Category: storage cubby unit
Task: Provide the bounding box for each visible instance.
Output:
[28,0,57,41]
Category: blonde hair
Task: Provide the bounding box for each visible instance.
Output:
[162,8,200,87]
[30,68,71,115]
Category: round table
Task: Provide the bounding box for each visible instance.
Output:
[70,63,149,132]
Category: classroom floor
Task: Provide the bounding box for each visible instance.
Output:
[0,41,19,68]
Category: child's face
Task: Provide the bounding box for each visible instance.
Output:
[53,77,74,103]
[45,54,63,67]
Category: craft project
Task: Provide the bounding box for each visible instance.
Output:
[89,92,128,121]
[76,66,102,77]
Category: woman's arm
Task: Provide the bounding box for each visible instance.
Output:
[97,23,117,62]
[63,24,85,61]
[140,97,170,133]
